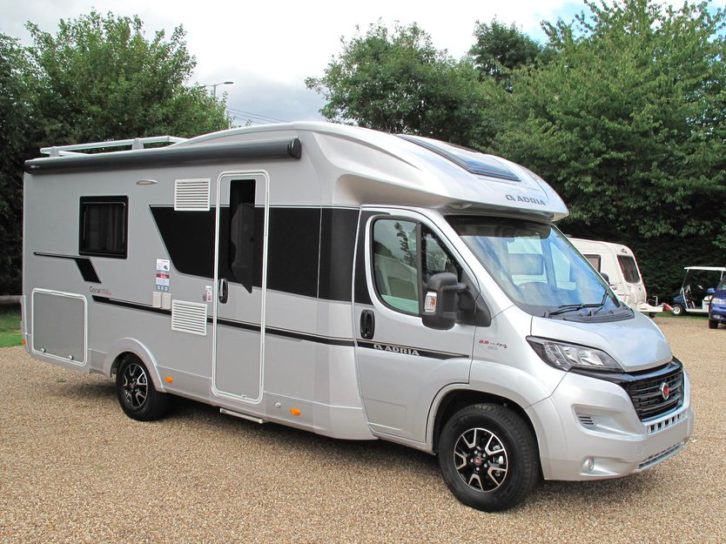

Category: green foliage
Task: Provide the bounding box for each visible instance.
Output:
[489,0,725,296]
[306,22,493,146]
[0,35,35,295]
[469,20,552,86]
[0,12,232,294]
[27,11,230,145]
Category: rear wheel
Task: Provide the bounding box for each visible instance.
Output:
[438,404,539,512]
[709,319,719,329]
[671,304,685,316]
[116,355,171,421]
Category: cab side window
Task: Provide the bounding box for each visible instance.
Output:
[373,220,420,314]
[372,219,462,315]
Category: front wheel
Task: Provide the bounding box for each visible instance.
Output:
[709,319,719,329]
[438,404,539,512]
[116,355,171,421]
[671,304,685,316]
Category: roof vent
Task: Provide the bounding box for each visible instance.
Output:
[174,178,210,211]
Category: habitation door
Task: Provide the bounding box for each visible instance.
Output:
[212,172,268,402]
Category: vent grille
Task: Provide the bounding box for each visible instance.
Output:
[577,415,595,427]
[174,178,210,210]
[171,300,208,336]
[625,367,683,420]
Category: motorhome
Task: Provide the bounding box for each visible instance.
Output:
[22,122,692,511]
[570,238,664,315]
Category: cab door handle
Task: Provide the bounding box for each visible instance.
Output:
[360,310,375,339]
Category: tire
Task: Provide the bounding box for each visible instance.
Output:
[709,319,719,329]
[438,404,539,512]
[116,355,171,421]
[671,304,685,316]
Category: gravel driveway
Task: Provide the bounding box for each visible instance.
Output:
[1,317,723,543]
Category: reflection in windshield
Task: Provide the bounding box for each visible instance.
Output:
[447,217,628,319]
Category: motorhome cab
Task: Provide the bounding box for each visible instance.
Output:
[570,238,664,315]
[22,123,692,511]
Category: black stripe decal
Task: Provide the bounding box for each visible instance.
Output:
[34,252,101,283]
[356,340,467,360]
[92,296,170,315]
[151,205,363,303]
[91,296,355,347]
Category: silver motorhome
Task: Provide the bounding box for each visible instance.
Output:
[22,122,692,511]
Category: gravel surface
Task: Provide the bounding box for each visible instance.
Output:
[1,317,724,543]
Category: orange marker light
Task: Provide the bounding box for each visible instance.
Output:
[21,339,26,346]
[164,376,174,384]
[290,408,301,416]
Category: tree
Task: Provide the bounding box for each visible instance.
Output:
[26,11,230,146]
[0,35,35,294]
[469,20,551,86]
[306,22,493,146]
[0,12,232,295]
[489,0,725,296]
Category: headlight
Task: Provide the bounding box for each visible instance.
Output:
[527,337,622,372]
[712,297,726,305]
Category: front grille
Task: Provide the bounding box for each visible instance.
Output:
[625,367,683,420]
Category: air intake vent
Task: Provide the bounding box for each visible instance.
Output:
[171,300,208,336]
[174,178,210,210]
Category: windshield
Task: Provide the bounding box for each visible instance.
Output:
[448,217,629,320]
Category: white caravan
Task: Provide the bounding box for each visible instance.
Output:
[22,122,692,511]
[570,238,664,315]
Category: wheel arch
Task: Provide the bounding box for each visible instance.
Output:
[103,338,165,392]
[428,387,538,457]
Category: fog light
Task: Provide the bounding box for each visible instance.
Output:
[583,457,594,472]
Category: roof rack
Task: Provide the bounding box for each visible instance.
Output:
[40,135,188,157]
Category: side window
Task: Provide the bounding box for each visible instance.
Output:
[372,219,420,314]
[372,219,463,315]
[228,180,256,292]
[79,196,128,258]
[584,254,601,271]
[422,227,461,283]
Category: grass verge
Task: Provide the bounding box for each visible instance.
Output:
[0,305,22,348]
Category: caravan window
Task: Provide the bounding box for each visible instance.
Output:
[79,196,128,258]
[617,256,640,283]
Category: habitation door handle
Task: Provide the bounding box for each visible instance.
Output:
[360,310,375,339]
[218,278,228,304]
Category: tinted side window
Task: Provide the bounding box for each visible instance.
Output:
[79,196,128,258]
[617,256,640,283]
[584,254,601,271]
[372,219,420,314]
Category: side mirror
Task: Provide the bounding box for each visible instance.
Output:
[422,272,465,330]
[600,272,610,284]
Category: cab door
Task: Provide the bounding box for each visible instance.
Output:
[354,209,476,443]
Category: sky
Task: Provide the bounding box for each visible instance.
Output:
[0,0,692,127]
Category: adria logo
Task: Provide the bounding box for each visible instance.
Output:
[660,382,671,401]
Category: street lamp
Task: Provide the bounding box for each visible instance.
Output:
[203,80,234,98]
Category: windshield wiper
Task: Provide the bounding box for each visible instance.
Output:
[546,290,610,318]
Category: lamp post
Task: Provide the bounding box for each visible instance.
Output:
[204,80,234,98]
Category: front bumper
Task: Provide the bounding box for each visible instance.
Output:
[709,304,726,322]
[530,369,693,481]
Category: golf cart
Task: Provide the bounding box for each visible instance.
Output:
[671,266,726,316]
